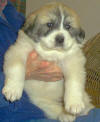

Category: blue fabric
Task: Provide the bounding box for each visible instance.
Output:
[0,0,24,71]
[0,1,100,122]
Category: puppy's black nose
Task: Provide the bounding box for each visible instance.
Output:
[55,35,64,44]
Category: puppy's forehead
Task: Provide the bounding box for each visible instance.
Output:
[37,7,61,24]
[37,3,80,26]
[25,3,80,29]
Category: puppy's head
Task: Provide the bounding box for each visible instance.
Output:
[23,2,85,51]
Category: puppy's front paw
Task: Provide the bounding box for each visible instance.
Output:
[59,113,76,122]
[2,83,23,102]
[65,98,85,115]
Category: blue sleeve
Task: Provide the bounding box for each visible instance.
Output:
[0,1,25,71]
[3,1,25,32]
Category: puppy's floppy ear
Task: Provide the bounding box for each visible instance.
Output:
[76,28,85,43]
[22,15,37,39]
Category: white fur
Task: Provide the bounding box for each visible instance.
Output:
[2,19,94,122]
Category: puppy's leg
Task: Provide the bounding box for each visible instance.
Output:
[25,80,76,122]
[29,97,76,122]
[2,59,25,102]
[59,112,76,122]
[2,32,33,102]
[61,50,88,115]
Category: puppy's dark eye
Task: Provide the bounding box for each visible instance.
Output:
[47,22,54,28]
[65,24,71,30]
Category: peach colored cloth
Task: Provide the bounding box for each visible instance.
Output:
[25,50,63,82]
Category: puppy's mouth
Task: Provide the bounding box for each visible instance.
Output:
[40,42,65,52]
[39,41,73,53]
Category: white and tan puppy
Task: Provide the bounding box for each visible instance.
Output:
[2,2,94,122]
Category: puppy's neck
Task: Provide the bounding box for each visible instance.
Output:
[33,43,74,62]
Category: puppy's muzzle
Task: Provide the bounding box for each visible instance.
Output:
[55,35,64,46]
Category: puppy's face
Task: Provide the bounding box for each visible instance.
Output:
[23,3,85,51]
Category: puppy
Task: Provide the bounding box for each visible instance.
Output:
[2,2,94,122]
